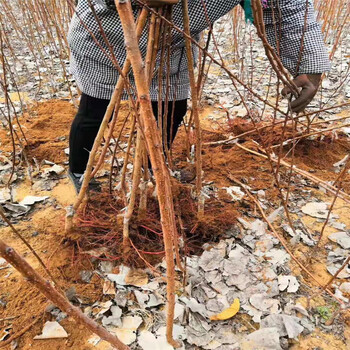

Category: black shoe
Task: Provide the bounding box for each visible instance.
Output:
[179,167,196,183]
[67,170,101,194]
[68,170,82,194]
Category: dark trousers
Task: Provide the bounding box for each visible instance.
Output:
[69,93,188,174]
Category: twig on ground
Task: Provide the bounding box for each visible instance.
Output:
[0,239,130,350]
[228,176,344,304]
[0,315,41,348]
[0,205,59,287]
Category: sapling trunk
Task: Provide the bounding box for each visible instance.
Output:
[65,8,149,233]
[120,114,137,204]
[138,11,158,220]
[123,128,144,254]
[137,145,149,220]
[115,0,179,347]
[182,0,204,217]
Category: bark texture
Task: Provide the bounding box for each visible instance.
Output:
[115,0,179,347]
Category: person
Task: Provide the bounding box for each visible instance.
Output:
[67,0,330,191]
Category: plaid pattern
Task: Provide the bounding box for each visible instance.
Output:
[68,0,330,101]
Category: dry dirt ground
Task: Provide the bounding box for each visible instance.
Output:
[0,100,350,349]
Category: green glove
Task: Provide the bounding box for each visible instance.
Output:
[240,0,254,23]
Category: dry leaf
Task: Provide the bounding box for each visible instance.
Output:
[34,321,68,339]
[103,280,116,295]
[125,269,148,287]
[210,298,240,321]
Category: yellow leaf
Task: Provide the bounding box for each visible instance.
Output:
[210,299,240,321]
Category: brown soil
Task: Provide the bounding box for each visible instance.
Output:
[291,328,349,350]
[288,138,350,192]
[0,208,104,350]
[1,101,350,349]
[0,100,76,164]
[210,116,350,193]
[0,100,106,349]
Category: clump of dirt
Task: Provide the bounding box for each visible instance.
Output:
[227,117,296,146]
[290,138,350,170]
[223,117,350,192]
[0,100,76,163]
[227,117,256,135]
[23,100,76,163]
[201,138,280,200]
[282,136,350,193]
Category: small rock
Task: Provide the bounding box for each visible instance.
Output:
[19,196,49,206]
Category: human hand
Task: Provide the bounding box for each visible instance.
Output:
[282,74,322,113]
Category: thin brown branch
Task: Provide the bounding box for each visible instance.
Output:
[115,0,180,346]
[0,205,59,287]
[0,239,129,350]
[228,176,344,304]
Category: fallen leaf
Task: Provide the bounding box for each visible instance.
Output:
[102,305,122,327]
[261,314,304,339]
[339,282,350,294]
[240,327,282,350]
[198,248,224,272]
[138,330,174,350]
[34,321,68,339]
[180,297,208,318]
[19,196,49,206]
[107,265,130,285]
[92,300,113,318]
[223,186,245,201]
[112,315,143,345]
[43,164,65,176]
[328,231,350,249]
[0,188,11,203]
[103,280,116,295]
[278,276,300,293]
[0,173,17,184]
[125,269,148,287]
[3,203,30,216]
[210,298,240,321]
[301,202,334,219]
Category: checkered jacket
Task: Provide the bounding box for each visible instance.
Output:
[68,0,330,101]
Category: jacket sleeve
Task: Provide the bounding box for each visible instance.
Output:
[94,0,118,10]
[263,0,330,76]
[185,0,240,34]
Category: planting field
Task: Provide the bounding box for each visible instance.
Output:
[0,1,349,349]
